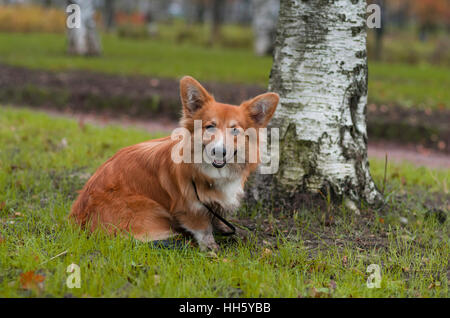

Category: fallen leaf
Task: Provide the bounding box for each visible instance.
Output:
[78,118,85,130]
[342,255,348,267]
[19,271,45,291]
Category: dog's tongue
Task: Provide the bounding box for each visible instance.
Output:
[213,159,226,168]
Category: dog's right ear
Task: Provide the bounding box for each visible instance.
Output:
[180,76,213,117]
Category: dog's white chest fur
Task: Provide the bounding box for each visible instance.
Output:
[215,177,244,211]
[198,165,245,211]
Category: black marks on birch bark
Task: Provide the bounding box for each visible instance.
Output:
[278,123,322,192]
[270,0,331,95]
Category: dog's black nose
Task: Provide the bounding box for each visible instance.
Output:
[212,146,226,158]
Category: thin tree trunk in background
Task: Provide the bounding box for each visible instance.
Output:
[103,0,115,32]
[67,0,101,56]
[184,0,206,25]
[247,0,383,211]
[210,0,224,44]
[251,0,279,56]
[194,0,206,24]
[373,0,385,61]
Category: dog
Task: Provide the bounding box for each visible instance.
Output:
[69,76,279,250]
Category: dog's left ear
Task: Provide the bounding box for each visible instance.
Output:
[180,76,213,117]
[243,92,279,127]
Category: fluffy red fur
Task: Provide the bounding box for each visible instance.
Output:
[70,76,279,250]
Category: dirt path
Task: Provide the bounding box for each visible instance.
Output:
[1,63,448,153]
[367,141,450,169]
[44,108,450,169]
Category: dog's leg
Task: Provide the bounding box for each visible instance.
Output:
[108,195,175,242]
[191,226,218,251]
[176,213,218,251]
[213,217,249,240]
[212,217,234,235]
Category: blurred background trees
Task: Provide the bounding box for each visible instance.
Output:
[252,0,278,56]
[0,0,448,121]
[0,0,447,63]
[66,0,101,56]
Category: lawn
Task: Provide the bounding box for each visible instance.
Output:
[0,106,448,297]
[0,32,448,110]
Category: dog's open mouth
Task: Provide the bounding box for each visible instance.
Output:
[212,159,226,168]
[212,150,237,168]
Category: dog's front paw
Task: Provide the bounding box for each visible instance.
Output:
[213,218,235,235]
[197,233,220,251]
[199,239,219,251]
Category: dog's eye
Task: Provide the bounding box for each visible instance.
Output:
[205,125,215,131]
[230,127,240,135]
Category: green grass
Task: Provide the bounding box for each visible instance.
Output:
[118,20,254,50]
[0,32,270,85]
[0,32,448,109]
[0,106,448,297]
[368,62,449,109]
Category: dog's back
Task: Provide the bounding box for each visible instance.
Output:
[70,137,181,239]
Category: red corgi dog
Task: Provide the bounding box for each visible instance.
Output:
[70,76,279,250]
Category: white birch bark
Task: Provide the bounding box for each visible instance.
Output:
[249,0,383,208]
[67,0,101,56]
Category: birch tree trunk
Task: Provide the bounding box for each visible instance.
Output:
[247,0,383,211]
[251,0,279,56]
[67,0,101,56]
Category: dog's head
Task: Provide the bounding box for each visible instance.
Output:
[179,76,279,172]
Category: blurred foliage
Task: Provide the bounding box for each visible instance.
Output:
[0,4,253,49]
[367,29,450,66]
[117,20,254,49]
[411,0,450,26]
[116,24,151,39]
[0,5,65,33]
[0,4,448,110]
[379,0,450,27]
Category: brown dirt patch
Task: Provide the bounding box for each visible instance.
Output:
[0,63,449,154]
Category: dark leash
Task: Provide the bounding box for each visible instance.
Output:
[191,179,236,236]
